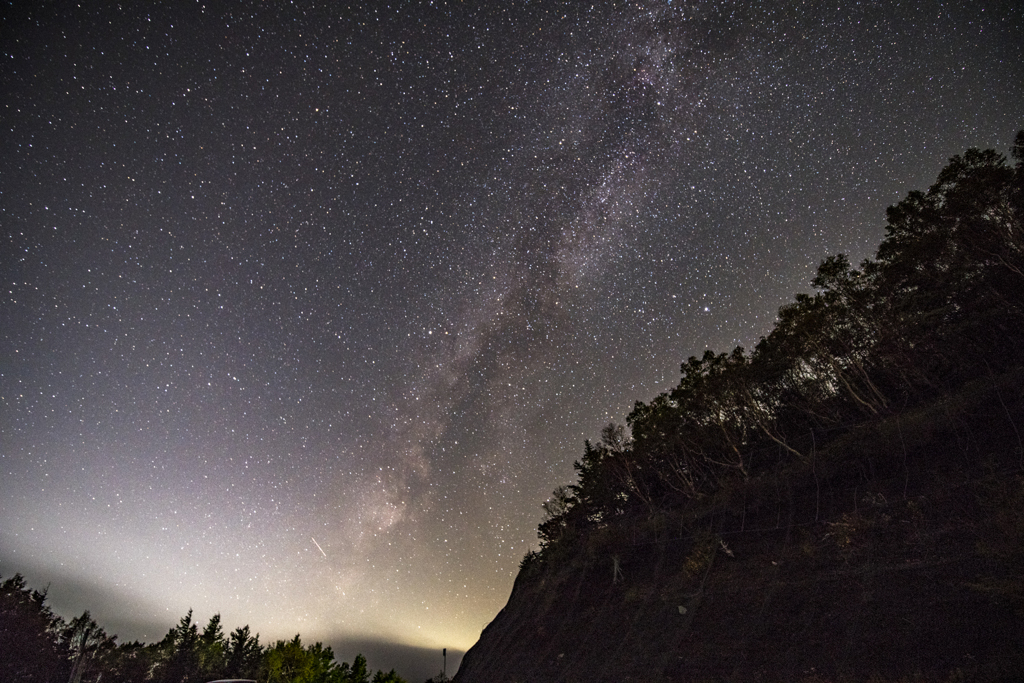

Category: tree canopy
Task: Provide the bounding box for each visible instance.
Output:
[535,131,1024,551]
[0,573,407,683]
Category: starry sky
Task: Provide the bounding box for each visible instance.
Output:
[2,0,1022,678]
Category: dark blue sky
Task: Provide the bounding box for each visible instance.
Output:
[2,1,1021,679]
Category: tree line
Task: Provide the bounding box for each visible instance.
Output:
[532,131,1024,556]
[0,573,406,683]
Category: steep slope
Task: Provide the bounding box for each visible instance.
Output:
[455,374,1024,683]
[455,135,1024,683]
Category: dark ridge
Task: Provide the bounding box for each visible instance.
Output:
[455,132,1024,683]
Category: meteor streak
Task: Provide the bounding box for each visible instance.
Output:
[311,537,327,558]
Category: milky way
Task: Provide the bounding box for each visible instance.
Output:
[2,1,1021,677]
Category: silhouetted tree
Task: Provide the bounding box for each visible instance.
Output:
[95,640,156,683]
[538,484,576,547]
[541,130,1024,546]
[0,573,69,683]
[63,611,115,683]
[151,610,201,683]
[224,624,265,680]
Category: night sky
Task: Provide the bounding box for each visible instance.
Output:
[2,0,1022,678]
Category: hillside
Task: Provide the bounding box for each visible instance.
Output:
[454,135,1024,682]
